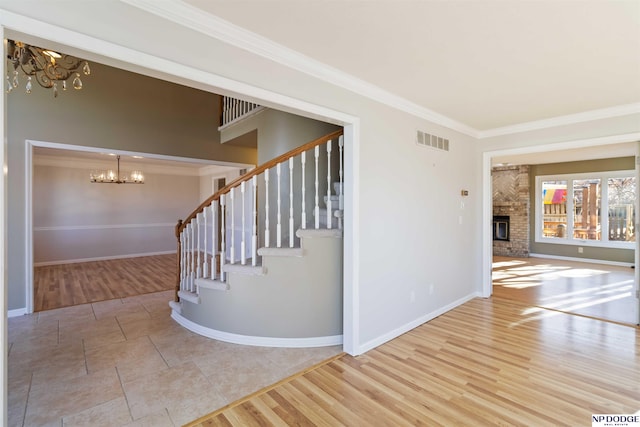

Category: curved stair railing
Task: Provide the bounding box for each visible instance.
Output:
[174,129,344,302]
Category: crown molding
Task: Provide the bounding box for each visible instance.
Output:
[121,0,479,137]
[478,103,640,139]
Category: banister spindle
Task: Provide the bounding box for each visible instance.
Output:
[211,203,217,280]
[203,208,208,279]
[241,181,246,265]
[326,139,332,229]
[338,135,344,230]
[314,145,320,229]
[252,175,258,266]
[220,194,226,282]
[230,187,236,264]
[196,213,202,279]
[289,157,294,248]
[301,151,306,229]
[190,222,195,291]
[277,162,282,248]
[265,169,270,248]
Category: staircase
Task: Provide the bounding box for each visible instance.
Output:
[170,129,344,347]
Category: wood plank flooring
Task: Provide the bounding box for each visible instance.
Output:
[188,297,640,426]
[493,256,637,325]
[33,254,176,312]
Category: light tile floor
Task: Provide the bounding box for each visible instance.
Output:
[8,290,342,426]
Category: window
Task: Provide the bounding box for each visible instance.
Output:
[536,172,635,248]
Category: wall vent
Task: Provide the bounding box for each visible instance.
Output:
[416,130,449,152]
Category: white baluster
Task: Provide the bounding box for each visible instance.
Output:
[301,151,306,229]
[289,157,294,248]
[265,169,270,248]
[220,194,226,282]
[241,181,246,265]
[277,162,282,248]
[211,203,216,280]
[314,145,320,229]
[338,135,344,230]
[252,176,258,267]
[326,139,332,229]
[180,230,186,291]
[196,213,202,279]
[190,222,196,292]
[230,187,236,264]
[203,208,208,278]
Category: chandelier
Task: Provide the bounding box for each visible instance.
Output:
[90,155,144,184]
[5,39,91,97]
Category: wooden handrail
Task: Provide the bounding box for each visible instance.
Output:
[176,128,343,235]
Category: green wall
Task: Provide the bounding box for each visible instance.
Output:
[529,157,635,263]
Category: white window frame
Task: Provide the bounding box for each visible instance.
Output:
[535,170,636,249]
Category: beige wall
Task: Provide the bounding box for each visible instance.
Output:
[32,163,201,264]
[7,62,256,309]
[529,157,635,263]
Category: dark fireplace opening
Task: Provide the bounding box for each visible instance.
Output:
[493,215,510,241]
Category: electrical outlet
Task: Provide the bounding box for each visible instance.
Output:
[578,247,584,254]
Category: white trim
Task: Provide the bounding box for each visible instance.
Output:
[34,251,175,267]
[1,27,6,427]
[121,0,477,138]
[34,155,204,177]
[171,309,343,348]
[222,263,266,276]
[34,223,175,232]
[25,140,34,314]
[7,308,26,318]
[529,253,634,268]
[479,103,640,139]
[123,1,640,139]
[195,278,229,291]
[296,228,343,239]
[177,290,200,304]
[357,292,481,355]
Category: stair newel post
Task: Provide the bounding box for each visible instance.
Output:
[241,181,246,266]
[202,208,209,279]
[190,221,196,292]
[230,186,236,264]
[326,139,333,229]
[265,169,270,248]
[314,145,320,229]
[289,157,294,248]
[196,212,202,279]
[220,194,226,282]
[277,162,282,248]
[175,219,183,302]
[252,175,258,267]
[338,135,344,230]
[301,151,306,229]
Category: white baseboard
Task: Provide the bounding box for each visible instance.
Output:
[170,308,343,348]
[8,308,27,318]
[529,253,634,268]
[356,291,482,355]
[34,250,176,267]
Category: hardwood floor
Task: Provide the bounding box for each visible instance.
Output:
[33,254,176,312]
[493,256,637,325]
[188,297,640,426]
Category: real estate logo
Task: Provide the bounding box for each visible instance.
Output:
[592,414,640,427]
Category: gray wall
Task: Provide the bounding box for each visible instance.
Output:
[7,62,256,310]
[33,163,200,264]
[529,157,635,263]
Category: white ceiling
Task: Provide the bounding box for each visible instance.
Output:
[182,0,640,132]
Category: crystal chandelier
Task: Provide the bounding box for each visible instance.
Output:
[5,39,91,97]
[90,155,144,184]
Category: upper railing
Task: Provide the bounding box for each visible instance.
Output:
[175,129,344,302]
[219,96,262,128]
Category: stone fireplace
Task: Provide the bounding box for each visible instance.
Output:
[492,165,530,257]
